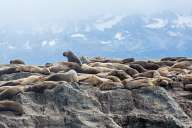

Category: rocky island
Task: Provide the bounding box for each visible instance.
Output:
[0,53,192,128]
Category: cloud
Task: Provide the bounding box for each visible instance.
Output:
[0,0,191,25]
[48,40,56,47]
[24,41,32,50]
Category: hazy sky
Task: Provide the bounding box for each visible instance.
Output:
[0,0,191,24]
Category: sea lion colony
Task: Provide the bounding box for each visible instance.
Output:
[0,51,191,115]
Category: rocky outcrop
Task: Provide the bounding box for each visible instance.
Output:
[0,81,190,128]
[0,57,192,128]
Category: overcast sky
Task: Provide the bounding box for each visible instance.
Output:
[0,0,191,25]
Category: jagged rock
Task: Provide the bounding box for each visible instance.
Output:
[0,82,190,128]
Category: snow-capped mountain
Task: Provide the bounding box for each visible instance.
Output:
[0,12,192,64]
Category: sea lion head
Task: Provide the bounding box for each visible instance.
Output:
[63,51,73,57]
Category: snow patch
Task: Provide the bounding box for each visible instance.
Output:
[71,33,87,40]
[173,15,192,28]
[95,16,124,31]
[146,18,168,29]
[167,31,182,37]
[100,41,111,45]
[8,45,16,50]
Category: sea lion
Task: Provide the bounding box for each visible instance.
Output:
[153,76,173,88]
[129,64,147,73]
[45,63,53,67]
[10,59,25,65]
[63,51,82,65]
[79,75,112,87]
[89,62,127,70]
[16,65,50,75]
[108,70,131,80]
[0,86,24,99]
[125,67,139,76]
[80,64,101,74]
[0,67,18,76]
[150,61,175,67]
[161,57,187,61]
[24,81,59,93]
[16,75,46,85]
[130,61,160,70]
[0,100,23,115]
[123,78,154,89]
[122,58,135,63]
[133,70,160,78]
[176,58,192,62]
[172,61,192,69]
[106,76,122,82]
[46,70,78,82]
[99,82,123,90]
[179,74,192,85]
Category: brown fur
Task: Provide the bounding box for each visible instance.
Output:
[10,59,25,64]
[63,51,82,65]
[109,70,131,80]
[0,100,23,115]
[0,86,24,99]
[121,58,135,64]
[99,82,123,90]
[16,65,50,75]
[79,75,112,87]
[81,64,101,74]
[125,67,139,76]
[46,70,78,82]
[161,57,186,61]
[24,81,59,93]
[123,78,153,89]
[133,70,160,78]
[129,64,147,73]
[106,76,122,82]
[172,61,192,69]
[130,61,160,70]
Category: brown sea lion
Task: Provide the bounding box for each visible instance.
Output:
[106,76,122,82]
[123,78,153,89]
[129,64,147,73]
[176,58,192,62]
[89,62,130,71]
[0,100,23,115]
[99,82,123,90]
[46,70,78,82]
[80,64,101,74]
[24,81,59,93]
[108,70,131,80]
[179,74,192,85]
[130,61,160,70]
[151,61,175,67]
[16,65,50,75]
[47,62,81,73]
[63,51,82,65]
[0,67,19,76]
[0,86,24,99]
[161,57,187,61]
[79,75,112,87]
[10,59,25,65]
[121,58,135,63]
[0,75,46,88]
[172,61,192,69]
[133,70,160,78]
